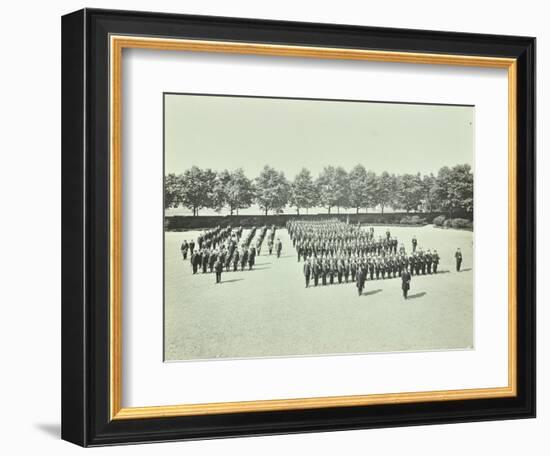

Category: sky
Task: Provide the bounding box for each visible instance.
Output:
[164,93,474,215]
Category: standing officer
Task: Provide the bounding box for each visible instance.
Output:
[232,249,240,272]
[191,250,201,274]
[189,239,195,255]
[356,264,367,296]
[276,238,283,258]
[433,250,440,274]
[401,267,412,299]
[180,240,189,260]
[202,249,209,274]
[268,238,274,255]
[412,235,418,253]
[455,248,463,271]
[322,260,329,285]
[425,250,433,274]
[214,257,223,284]
[240,248,248,271]
[248,246,256,270]
[303,258,312,288]
[312,259,321,287]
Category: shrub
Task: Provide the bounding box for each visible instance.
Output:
[450,218,473,230]
[443,219,452,228]
[433,215,446,226]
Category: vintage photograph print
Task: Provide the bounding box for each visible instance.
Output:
[163,93,474,362]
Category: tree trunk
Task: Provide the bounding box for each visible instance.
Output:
[381,205,384,214]
[356,207,359,214]
[328,207,331,214]
[296,207,300,215]
[265,208,268,216]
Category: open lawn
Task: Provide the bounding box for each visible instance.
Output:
[164,225,473,361]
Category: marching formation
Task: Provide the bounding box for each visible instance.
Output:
[287,219,442,298]
[179,225,282,284]
[178,219,465,294]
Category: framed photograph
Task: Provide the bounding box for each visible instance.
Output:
[62,8,536,446]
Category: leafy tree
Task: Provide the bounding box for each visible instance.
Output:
[211,169,231,213]
[179,166,214,216]
[255,166,290,215]
[225,168,255,215]
[290,168,317,214]
[421,173,437,212]
[432,164,473,217]
[348,165,369,214]
[316,166,339,214]
[395,173,423,212]
[374,171,393,213]
[334,166,350,213]
[364,170,378,212]
[164,173,182,209]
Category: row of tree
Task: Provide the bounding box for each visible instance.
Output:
[165,164,473,217]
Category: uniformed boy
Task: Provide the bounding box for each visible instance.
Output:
[401,267,412,299]
[303,259,311,288]
[455,248,463,271]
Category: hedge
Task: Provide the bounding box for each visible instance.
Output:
[165,212,446,231]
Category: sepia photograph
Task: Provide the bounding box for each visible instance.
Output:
[163,93,474,362]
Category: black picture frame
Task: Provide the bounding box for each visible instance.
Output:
[62,8,535,447]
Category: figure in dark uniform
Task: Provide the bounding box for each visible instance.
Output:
[401,267,412,299]
[189,240,195,254]
[412,235,418,253]
[240,248,248,271]
[329,261,335,285]
[180,240,189,260]
[356,265,367,296]
[214,258,223,284]
[433,250,440,274]
[248,246,256,270]
[350,260,357,282]
[232,250,240,272]
[337,260,343,284]
[343,260,350,283]
[191,251,201,274]
[208,251,216,273]
[303,259,311,288]
[455,248,463,271]
[312,260,321,286]
[426,250,433,274]
[268,238,274,255]
[369,259,375,281]
[276,239,282,258]
[202,250,209,274]
[322,261,329,285]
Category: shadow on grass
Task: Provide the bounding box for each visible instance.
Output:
[407,291,427,299]
[362,289,383,296]
[460,268,472,272]
[222,278,244,284]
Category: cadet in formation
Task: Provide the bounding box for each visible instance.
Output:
[287,219,443,297]
[401,266,412,299]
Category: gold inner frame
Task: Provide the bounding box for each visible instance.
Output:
[109,35,518,420]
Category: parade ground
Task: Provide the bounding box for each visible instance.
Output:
[164,225,473,361]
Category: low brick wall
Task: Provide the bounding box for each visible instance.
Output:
[165,212,451,231]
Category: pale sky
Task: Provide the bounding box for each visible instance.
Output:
[164,93,474,180]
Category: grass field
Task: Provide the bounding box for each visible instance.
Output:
[164,225,473,361]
